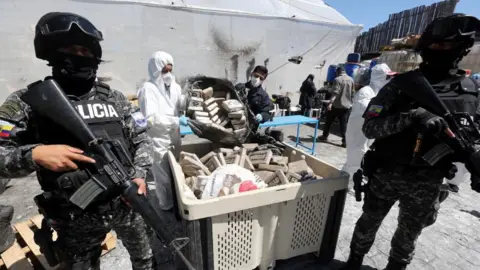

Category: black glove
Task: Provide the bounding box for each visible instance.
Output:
[444,164,458,180]
[411,107,448,134]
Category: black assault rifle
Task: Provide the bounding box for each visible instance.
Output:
[21,79,195,269]
[395,71,480,181]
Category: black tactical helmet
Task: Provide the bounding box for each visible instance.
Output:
[416,14,479,52]
[34,12,103,61]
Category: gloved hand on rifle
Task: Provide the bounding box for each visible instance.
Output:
[412,107,449,134]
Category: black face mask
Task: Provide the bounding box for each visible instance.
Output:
[420,48,466,84]
[51,53,99,96]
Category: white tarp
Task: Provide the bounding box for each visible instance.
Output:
[0,0,362,103]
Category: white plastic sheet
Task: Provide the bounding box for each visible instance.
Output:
[0,0,362,104]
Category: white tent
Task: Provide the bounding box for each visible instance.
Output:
[0,0,362,102]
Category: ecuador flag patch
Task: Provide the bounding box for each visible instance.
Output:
[366,105,383,117]
[0,120,15,138]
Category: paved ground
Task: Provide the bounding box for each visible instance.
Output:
[1,119,480,270]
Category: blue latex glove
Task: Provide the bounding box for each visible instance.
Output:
[255,114,263,123]
[179,116,189,126]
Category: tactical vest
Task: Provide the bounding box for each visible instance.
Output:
[373,75,480,168]
[31,83,134,193]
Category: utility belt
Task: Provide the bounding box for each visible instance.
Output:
[361,149,455,180]
[35,191,123,221]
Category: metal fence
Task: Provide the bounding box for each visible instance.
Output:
[354,0,458,54]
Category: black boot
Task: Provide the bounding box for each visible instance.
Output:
[339,254,364,270]
[384,260,407,270]
[0,205,15,253]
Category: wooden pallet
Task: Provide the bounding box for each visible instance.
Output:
[0,215,116,270]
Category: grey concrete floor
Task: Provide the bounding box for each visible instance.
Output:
[1,120,479,270]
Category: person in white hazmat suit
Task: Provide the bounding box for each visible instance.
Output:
[342,64,396,178]
[138,51,187,210]
[137,51,188,268]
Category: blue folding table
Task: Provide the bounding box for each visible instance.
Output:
[180,115,319,154]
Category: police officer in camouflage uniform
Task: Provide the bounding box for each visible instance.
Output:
[342,14,480,270]
[0,12,154,269]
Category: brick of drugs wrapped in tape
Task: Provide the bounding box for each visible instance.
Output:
[217,153,227,166]
[271,156,289,166]
[180,151,201,163]
[206,102,218,112]
[222,99,244,112]
[286,171,302,183]
[233,123,246,130]
[228,110,245,119]
[224,154,240,165]
[211,114,219,122]
[180,156,211,176]
[214,98,225,105]
[200,151,216,163]
[190,89,203,98]
[288,160,313,175]
[216,148,234,155]
[188,97,204,113]
[231,116,246,125]
[194,111,209,119]
[248,150,273,165]
[264,170,288,187]
[258,163,288,173]
[196,117,213,124]
[209,107,220,117]
[219,116,230,127]
[234,128,247,138]
[242,143,258,152]
[244,155,255,171]
[204,97,216,106]
[254,170,276,182]
[238,148,248,167]
[204,156,222,172]
[202,87,213,100]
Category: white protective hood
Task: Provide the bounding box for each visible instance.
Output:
[137,51,182,210]
[342,64,392,178]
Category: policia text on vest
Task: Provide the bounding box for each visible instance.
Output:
[76,100,120,120]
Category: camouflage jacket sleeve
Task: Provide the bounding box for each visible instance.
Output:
[362,82,415,139]
[0,90,41,178]
[112,90,153,179]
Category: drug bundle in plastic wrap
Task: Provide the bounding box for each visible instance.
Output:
[178,144,327,200]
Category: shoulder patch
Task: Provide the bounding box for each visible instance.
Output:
[131,111,147,128]
[366,105,383,117]
[0,119,15,138]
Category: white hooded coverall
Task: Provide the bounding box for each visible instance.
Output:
[342,64,392,178]
[137,51,183,210]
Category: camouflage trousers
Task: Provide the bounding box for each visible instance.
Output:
[145,186,185,270]
[349,167,445,265]
[51,201,153,270]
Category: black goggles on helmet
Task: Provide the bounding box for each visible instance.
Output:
[431,15,479,40]
[39,14,103,41]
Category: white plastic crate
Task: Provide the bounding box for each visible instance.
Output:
[169,141,348,270]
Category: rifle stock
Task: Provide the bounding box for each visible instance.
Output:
[21,79,194,269]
